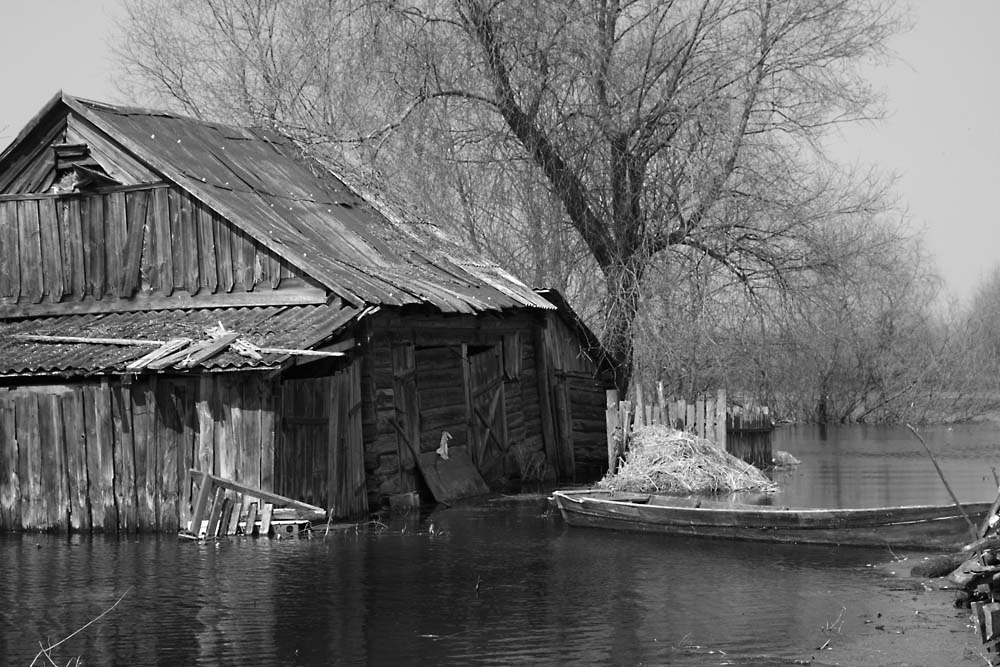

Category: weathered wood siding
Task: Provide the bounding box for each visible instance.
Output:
[277,360,368,518]
[0,186,322,317]
[0,373,277,532]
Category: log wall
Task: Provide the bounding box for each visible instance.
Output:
[0,185,321,316]
[359,310,611,504]
[0,373,277,532]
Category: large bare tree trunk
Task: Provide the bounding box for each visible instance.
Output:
[602,257,645,396]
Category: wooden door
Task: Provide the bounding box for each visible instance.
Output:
[391,343,421,485]
[467,344,507,474]
[328,360,368,517]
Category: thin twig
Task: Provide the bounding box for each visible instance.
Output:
[30,587,132,667]
[906,424,977,541]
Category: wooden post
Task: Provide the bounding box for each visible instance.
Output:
[695,395,706,439]
[657,382,666,427]
[619,400,631,452]
[605,390,619,474]
[634,382,645,427]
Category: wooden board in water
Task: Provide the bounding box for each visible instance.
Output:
[417,445,490,504]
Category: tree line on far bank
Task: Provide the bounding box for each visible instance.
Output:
[112,0,995,424]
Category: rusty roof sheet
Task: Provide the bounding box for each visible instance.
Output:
[55,95,554,315]
[0,303,360,376]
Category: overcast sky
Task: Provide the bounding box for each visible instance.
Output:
[1,1,996,301]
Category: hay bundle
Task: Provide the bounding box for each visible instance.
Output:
[599,426,777,495]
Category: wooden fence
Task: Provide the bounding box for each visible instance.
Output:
[605,385,774,471]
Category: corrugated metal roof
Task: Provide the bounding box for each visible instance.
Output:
[0,303,359,376]
[55,95,554,314]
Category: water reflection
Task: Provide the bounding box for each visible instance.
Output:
[2,423,998,665]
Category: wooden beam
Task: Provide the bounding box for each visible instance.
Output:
[13,333,163,346]
[189,469,326,515]
[14,333,344,360]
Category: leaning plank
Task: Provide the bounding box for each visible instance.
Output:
[204,487,225,538]
[259,503,274,536]
[189,471,212,534]
[243,501,258,536]
[225,492,243,535]
[218,496,234,537]
[189,469,326,515]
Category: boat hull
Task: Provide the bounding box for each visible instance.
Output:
[552,490,992,550]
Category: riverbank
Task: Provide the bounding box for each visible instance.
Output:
[803,557,982,667]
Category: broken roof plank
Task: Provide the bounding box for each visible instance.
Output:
[126,338,192,371]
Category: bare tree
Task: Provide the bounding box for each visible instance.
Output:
[115,0,905,394]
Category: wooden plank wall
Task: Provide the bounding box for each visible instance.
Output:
[0,186,307,313]
[277,362,368,518]
[0,373,277,532]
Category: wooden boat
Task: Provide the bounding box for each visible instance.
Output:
[551,489,995,550]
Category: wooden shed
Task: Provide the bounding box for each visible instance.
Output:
[0,93,613,532]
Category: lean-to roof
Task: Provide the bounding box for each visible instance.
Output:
[0,303,361,376]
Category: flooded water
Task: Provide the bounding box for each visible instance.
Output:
[2,423,999,666]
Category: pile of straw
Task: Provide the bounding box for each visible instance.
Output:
[599,426,777,495]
